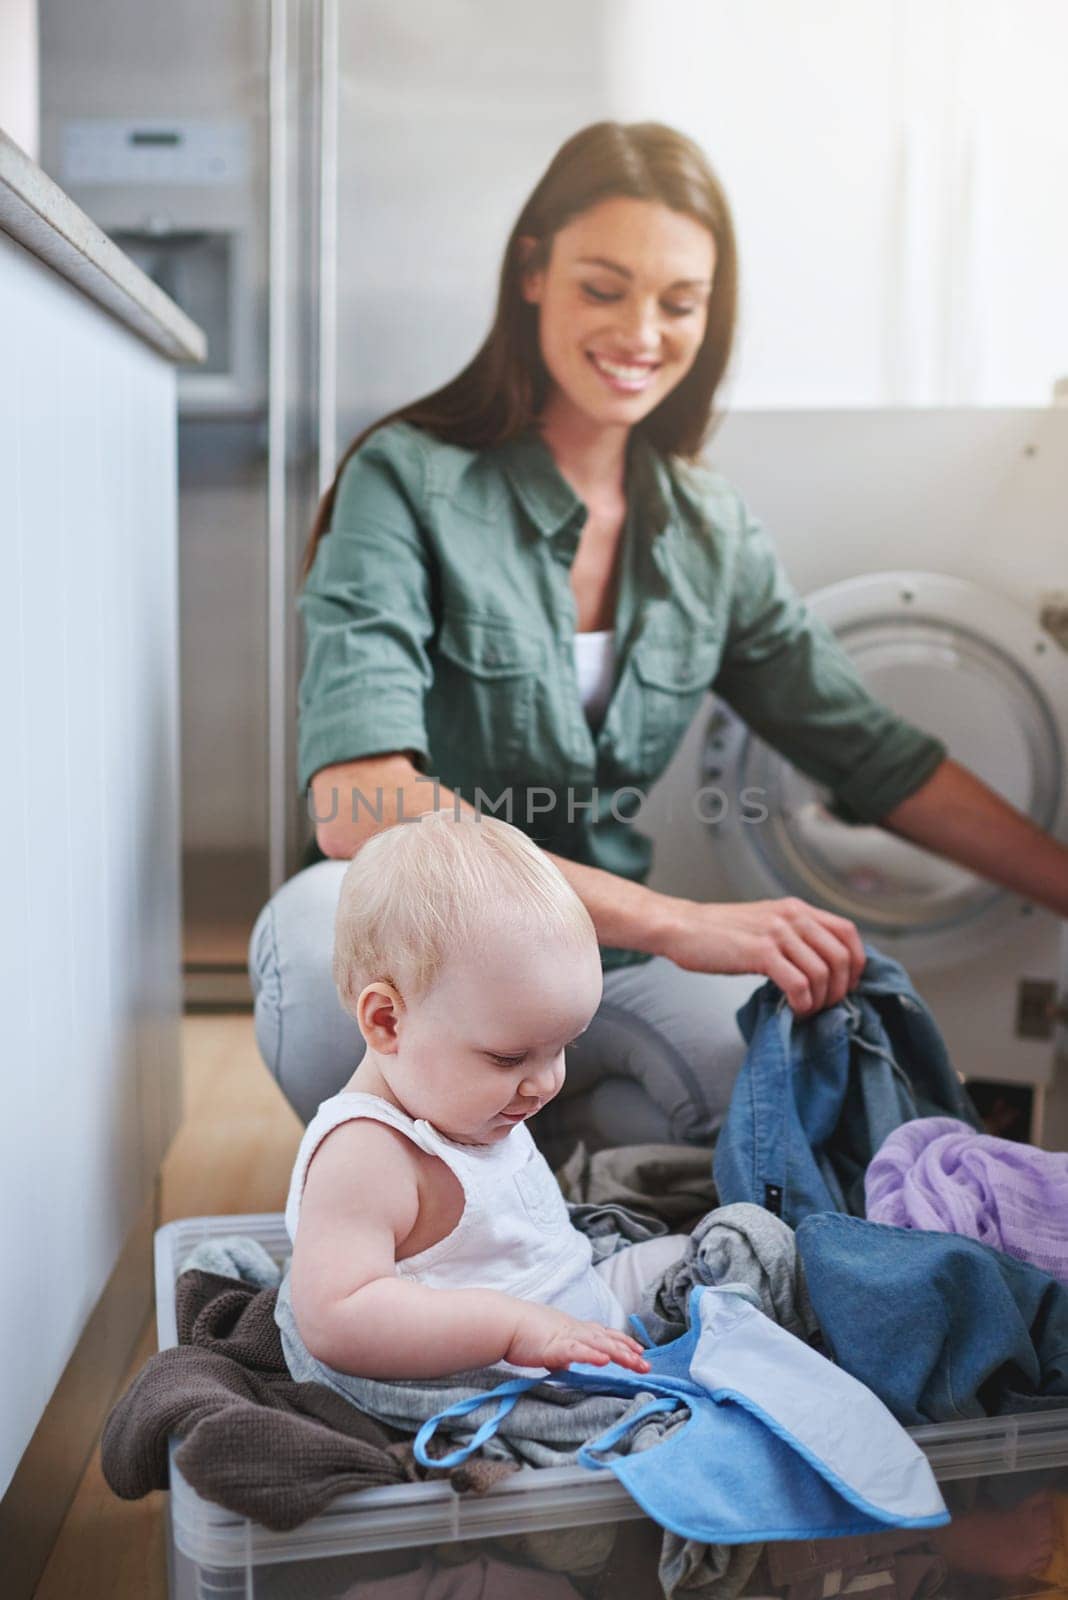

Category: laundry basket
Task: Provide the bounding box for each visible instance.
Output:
[156,1214,1068,1599]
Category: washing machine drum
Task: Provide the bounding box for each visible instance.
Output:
[704,571,1068,969]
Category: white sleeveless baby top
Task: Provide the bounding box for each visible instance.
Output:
[284,1091,626,1330]
[573,629,616,728]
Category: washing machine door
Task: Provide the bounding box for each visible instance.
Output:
[704,571,1068,970]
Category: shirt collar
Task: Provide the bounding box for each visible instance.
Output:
[495,425,584,539]
[495,424,675,544]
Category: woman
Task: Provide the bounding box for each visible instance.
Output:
[250,120,1068,1155]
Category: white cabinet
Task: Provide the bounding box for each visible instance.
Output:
[0,129,200,1506]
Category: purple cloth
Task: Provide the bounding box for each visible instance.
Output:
[865,1118,1068,1284]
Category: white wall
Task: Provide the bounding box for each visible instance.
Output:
[329,0,1068,417]
[0,0,39,161]
[608,0,1068,406]
[332,0,613,443]
[0,228,183,1499]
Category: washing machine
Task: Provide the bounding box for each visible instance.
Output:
[640,409,1068,1146]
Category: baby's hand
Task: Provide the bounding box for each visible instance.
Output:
[505,1302,651,1373]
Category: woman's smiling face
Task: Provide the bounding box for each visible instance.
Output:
[519,196,716,435]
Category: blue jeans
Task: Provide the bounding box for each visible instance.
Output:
[796,1212,1068,1424]
[248,861,760,1157]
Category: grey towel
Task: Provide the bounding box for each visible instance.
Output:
[640,1202,819,1346]
[179,1234,283,1288]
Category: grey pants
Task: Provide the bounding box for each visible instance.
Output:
[248,861,760,1161]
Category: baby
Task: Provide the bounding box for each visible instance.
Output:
[282,809,690,1381]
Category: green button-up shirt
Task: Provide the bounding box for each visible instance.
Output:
[298,419,946,970]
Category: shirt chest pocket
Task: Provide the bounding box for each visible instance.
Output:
[432,613,545,774]
[631,634,721,777]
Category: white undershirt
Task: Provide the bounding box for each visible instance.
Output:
[573,628,617,728]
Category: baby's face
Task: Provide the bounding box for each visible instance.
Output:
[387,928,603,1146]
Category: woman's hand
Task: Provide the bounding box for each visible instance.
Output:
[504,1303,651,1374]
[662,897,866,1016]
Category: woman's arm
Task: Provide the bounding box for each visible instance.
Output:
[311,752,684,956]
[311,753,867,1014]
[881,757,1068,917]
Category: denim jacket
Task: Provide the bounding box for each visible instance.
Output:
[713,947,981,1229]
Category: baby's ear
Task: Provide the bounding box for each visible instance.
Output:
[357,981,403,1051]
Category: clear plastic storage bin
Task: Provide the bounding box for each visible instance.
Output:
[156,1214,1068,1599]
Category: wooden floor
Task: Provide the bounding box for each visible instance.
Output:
[33,1015,303,1599]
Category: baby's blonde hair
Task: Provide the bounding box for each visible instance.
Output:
[333,809,597,1017]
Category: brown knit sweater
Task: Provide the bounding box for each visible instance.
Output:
[101,1269,515,1530]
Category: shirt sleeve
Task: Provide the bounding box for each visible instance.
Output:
[712,500,947,823]
[297,425,436,792]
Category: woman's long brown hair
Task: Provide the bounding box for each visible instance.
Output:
[299,120,739,585]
